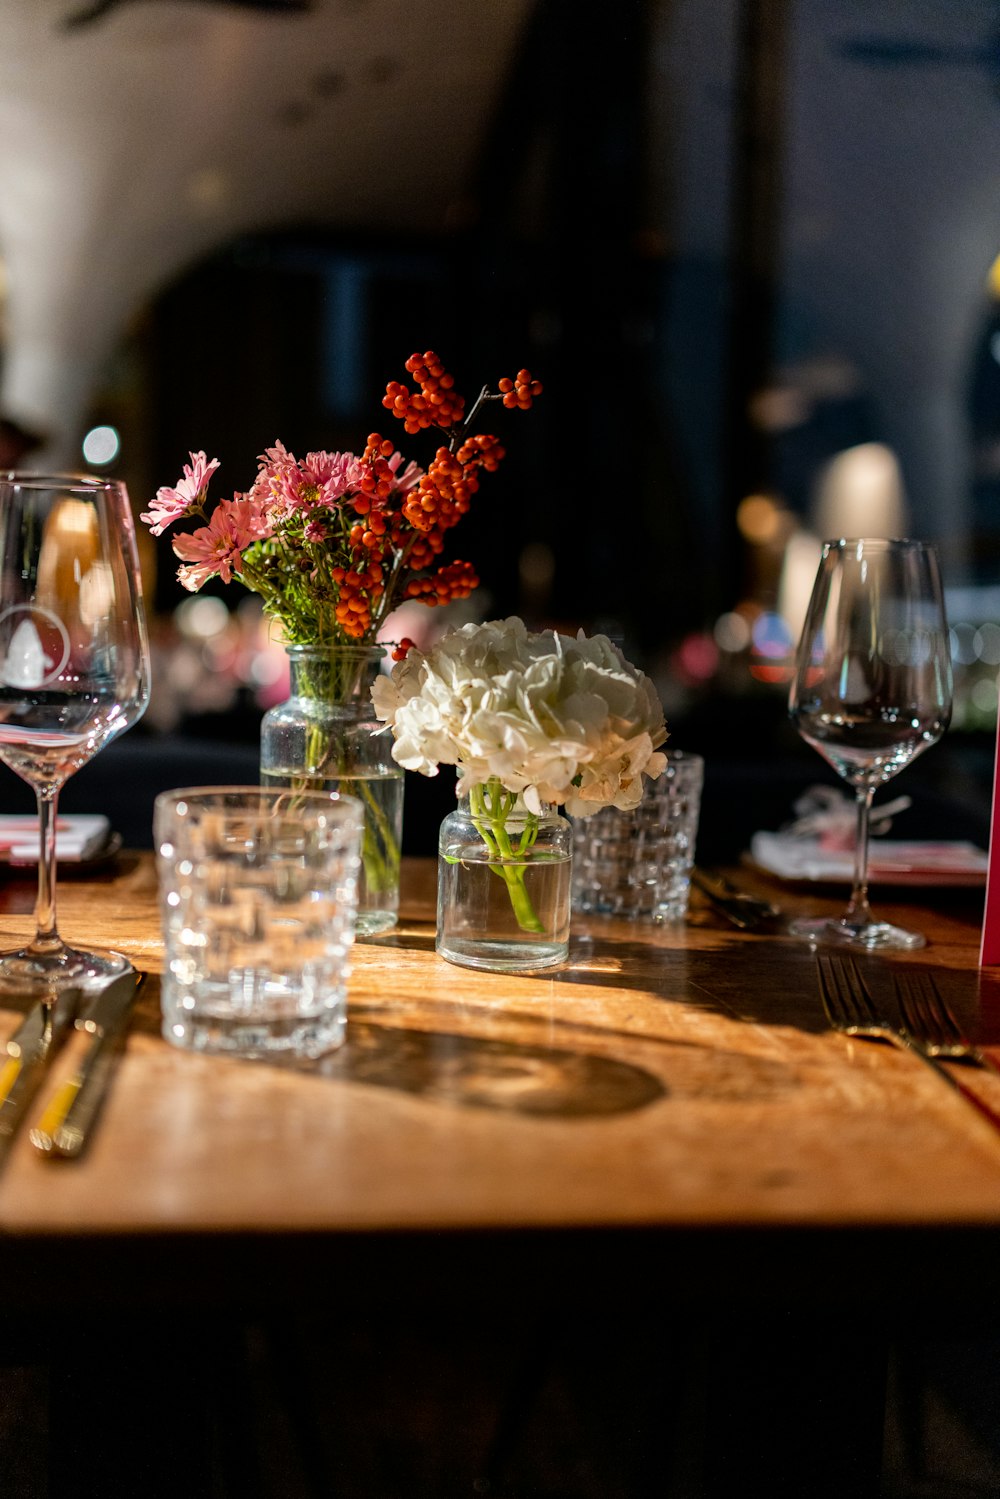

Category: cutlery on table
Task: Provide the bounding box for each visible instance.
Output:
[817,953,1000,1136]
[30,968,144,1159]
[818,954,973,1090]
[893,969,1000,1079]
[692,868,782,930]
[0,985,81,1151]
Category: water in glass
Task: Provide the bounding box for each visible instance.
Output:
[0,475,150,988]
[788,536,953,949]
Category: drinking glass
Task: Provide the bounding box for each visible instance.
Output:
[0,474,150,987]
[788,537,953,950]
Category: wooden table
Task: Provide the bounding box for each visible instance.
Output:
[1,854,997,1496]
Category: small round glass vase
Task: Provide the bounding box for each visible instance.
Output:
[436,785,572,972]
[260,644,403,936]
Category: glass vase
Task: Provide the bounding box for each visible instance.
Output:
[436,779,572,971]
[260,644,403,936]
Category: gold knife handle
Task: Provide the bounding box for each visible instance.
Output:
[0,1051,48,1140]
[30,1027,122,1158]
[0,993,77,1148]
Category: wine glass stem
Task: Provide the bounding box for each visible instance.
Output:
[32,787,61,955]
[844,783,876,930]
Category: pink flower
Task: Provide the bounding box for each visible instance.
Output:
[251,444,369,520]
[172,496,270,590]
[386,453,422,494]
[140,451,220,536]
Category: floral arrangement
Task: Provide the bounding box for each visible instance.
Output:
[141,352,542,651]
[372,616,668,930]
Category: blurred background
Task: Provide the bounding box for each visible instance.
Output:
[1,0,998,856]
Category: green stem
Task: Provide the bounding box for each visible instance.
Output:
[468,778,544,934]
[285,649,401,898]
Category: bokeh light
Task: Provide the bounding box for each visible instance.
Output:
[81,425,120,466]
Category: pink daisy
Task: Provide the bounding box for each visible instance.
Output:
[140,451,220,536]
[282,450,368,513]
[172,496,271,590]
[386,453,422,495]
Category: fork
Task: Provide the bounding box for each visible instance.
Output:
[893,969,1000,1080]
[816,953,968,1097]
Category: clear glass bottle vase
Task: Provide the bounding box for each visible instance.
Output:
[260,645,403,936]
[437,778,572,971]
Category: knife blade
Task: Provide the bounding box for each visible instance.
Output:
[0,985,81,1150]
[30,969,143,1159]
[691,868,782,930]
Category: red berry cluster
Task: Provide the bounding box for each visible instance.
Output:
[331,351,542,645]
[402,448,476,535]
[382,351,466,435]
[403,559,479,608]
[498,369,542,409]
[455,432,506,472]
[331,559,385,639]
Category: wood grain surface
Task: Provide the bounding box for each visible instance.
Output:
[0,854,996,1254]
[0,856,985,1499]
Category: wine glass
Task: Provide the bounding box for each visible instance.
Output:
[788,537,953,950]
[0,474,150,988]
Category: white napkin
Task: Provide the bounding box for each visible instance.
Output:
[750,830,989,885]
[0,814,111,863]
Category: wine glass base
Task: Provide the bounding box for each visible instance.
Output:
[788,916,926,952]
[0,944,131,994]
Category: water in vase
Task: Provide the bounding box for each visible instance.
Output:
[261,766,403,935]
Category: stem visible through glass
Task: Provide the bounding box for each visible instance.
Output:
[33,788,61,957]
[467,777,544,933]
[842,784,876,935]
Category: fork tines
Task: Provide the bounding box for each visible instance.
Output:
[816,953,880,1034]
[894,969,945,1042]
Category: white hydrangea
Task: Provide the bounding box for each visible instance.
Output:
[371,616,667,816]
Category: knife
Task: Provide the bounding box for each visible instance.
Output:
[30,969,143,1159]
[0,985,81,1151]
[691,868,782,930]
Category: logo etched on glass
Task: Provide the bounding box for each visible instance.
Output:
[0,606,71,688]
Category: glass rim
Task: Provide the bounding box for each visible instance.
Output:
[154,785,366,821]
[1,470,125,495]
[284,641,386,659]
[821,536,936,552]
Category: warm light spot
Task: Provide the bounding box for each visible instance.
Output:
[813,443,904,540]
[50,499,96,537]
[749,663,794,685]
[79,561,114,624]
[518,541,555,590]
[988,251,1000,299]
[776,529,823,646]
[748,386,810,433]
[737,494,782,544]
[175,595,229,639]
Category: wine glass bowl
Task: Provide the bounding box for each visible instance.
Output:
[788,537,953,950]
[0,474,150,988]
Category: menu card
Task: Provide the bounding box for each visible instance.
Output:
[0,814,110,864]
